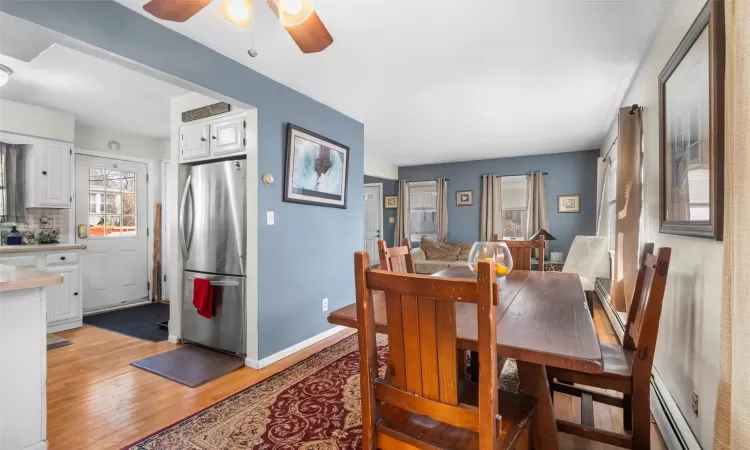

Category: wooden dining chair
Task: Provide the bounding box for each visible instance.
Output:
[354,252,536,449]
[547,244,672,449]
[377,238,416,273]
[492,234,546,271]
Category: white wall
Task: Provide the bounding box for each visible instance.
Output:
[74,123,169,202]
[364,151,398,180]
[599,0,722,445]
[0,98,75,142]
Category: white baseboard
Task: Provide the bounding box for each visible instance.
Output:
[23,440,48,450]
[651,369,701,449]
[47,319,82,334]
[168,335,180,344]
[245,325,347,369]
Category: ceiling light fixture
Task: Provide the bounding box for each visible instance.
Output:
[218,0,254,30]
[0,65,12,88]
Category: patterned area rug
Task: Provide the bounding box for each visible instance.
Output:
[127,334,520,449]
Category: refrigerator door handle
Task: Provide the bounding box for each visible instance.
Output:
[186,276,240,287]
[179,174,192,258]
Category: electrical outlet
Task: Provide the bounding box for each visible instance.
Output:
[322,298,329,312]
[692,390,699,416]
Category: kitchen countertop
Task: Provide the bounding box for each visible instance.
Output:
[0,244,87,254]
[0,264,63,293]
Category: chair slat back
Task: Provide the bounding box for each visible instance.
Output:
[355,252,499,449]
[623,246,671,358]
[378,239,416,273]
[492,234,546,271]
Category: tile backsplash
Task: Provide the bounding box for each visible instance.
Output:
[0,208,69,245]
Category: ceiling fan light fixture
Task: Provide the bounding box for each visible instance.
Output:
[218,0,254,30]
[274,0,314,26]
[0,65,12,88]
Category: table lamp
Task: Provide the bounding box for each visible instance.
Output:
[530,228,556,242]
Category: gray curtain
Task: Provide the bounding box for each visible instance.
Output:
[0,143,27,223]
[436,178,448,242]
[479,175,503,241]
[394,180,410,245]
[525,171,549,257]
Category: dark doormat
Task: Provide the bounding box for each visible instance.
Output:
[131,345,245,388]
[47,333,72,350]
[83,303,169,342]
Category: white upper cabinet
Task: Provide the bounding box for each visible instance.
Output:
[210,116,245,156]
[179,113,246,163]
[180,123,210,161]
[22,139,73,208]
[37,144,72,207]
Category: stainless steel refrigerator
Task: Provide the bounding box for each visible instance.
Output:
[180,159,246,355]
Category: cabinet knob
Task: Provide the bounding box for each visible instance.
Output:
[200,137,206,142]
[42,171,47,175]
[73,292,79,296]
[212,135,217,140]
[60,256,66,261]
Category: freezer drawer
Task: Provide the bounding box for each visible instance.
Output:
[182,271,246,356]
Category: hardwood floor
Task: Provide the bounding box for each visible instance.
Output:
[47,300,665,449]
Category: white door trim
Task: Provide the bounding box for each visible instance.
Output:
[72,148,156,301]
[160,159,170,302]
[364,182,384,245]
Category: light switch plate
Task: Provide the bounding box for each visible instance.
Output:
[388,217,395,224]
[266,211,275,225]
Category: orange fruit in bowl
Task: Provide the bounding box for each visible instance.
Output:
[495,264,509,276]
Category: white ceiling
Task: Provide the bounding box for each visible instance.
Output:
[118,0,671,165]
[0,13,188,139]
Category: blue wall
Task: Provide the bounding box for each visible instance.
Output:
[364,175,398,248]
[0,1,365,359]
[398,150,599,256]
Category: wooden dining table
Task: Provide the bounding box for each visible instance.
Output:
[327,266,603,449]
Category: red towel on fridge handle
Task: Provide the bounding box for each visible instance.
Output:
[192,278,213,319]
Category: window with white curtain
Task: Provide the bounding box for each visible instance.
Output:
[409,181,437,243]
[501,175,527,240]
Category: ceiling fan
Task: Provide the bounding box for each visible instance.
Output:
[142,0,333,54]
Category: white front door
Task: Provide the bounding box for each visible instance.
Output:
[75,154,149,312]
[363,184,383,265]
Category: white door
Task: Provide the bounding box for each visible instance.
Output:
[37,144,72,207]
[210,115,245,156]
[180,123,210,161]
[47,265,80,323]
[363,184,383,266]
[75,154,149,312]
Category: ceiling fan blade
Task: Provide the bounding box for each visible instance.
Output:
[142,0,213,22]
[283,11,333,54]
[266,0,333,54]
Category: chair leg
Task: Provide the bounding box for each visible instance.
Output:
[623,393,633,431]
[631,393,651,449]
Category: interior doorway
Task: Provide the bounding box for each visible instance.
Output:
[363,183,383,265]
[75,153,149,312]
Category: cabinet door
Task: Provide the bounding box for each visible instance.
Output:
[210,116,245,156]
[38,144,72,207]
[47,265,81,324]
[180,124,210,161]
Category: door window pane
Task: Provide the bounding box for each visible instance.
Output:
[89,168,137,238]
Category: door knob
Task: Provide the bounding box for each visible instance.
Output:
[42,171,47,175]
[212,135,217,140]
[73,292,79,296]
[60,256,66,261]
[201,137,206,142]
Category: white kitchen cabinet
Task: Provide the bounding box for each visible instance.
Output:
[179,123,210,161]
[37,143,72,207]
[210,115,245,156]
[0,249,83,332]
[47,265,81,326]
[179,112,246,163]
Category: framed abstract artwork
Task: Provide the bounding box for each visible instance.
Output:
[658,0,725,240]
[557,194,580,213]
[384,196,398,209]
[456,190,473,206]
[283,124,350,209]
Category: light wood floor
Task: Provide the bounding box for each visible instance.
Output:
[47,301,665,449]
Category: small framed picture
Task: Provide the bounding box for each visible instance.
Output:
[557,194,580,213]
[456,190,473,206]
[384,196,398,209]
